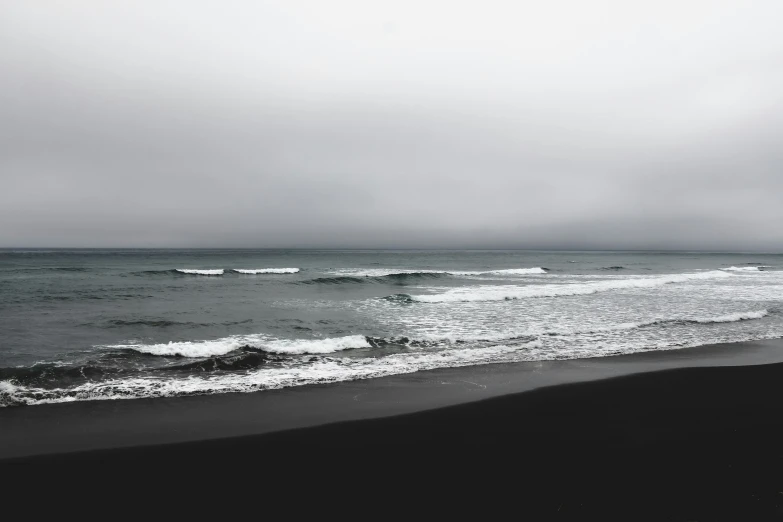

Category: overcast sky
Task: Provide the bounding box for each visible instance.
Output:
[1,1,782,250]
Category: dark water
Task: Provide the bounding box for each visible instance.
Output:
[1,249,781,406]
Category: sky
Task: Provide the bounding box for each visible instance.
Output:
[1,0,782,250]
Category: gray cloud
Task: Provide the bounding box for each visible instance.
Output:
[1,1,783,250]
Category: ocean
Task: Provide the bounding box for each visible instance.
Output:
[1,249,781,407]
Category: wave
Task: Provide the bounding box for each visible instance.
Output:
[5,309,769,385]
[1,306,775,406]
[452,267,549,276]
[0,362,120,387]
[722,266,770,272]
[167,350,271,372]
[176,269,224,276]
[108,334,371,357]
[331,267,547,277]
[600,266,626,271]
[233,268,300,274]
[99,319,252,328]
[0,339,545,406]
[300,268,548,285]
[135,269,224,276]
[328,269,449,278]
[405,270,732,303]
[7,267,88,273]
[106,319,198,328]
[300,272,447,285]
[300,276,368,285]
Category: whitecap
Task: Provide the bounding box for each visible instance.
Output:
[233,268,300,274]
[176,269,224,276]
[451,267,548,276]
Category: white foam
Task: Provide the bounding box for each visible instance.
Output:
[176,269,224,276]
[451,267,548,276]
[330,267,547,277]
[108,334,369,358]
[233,268,300,274]
[0,340,543,406]
[330,269,448,277]
[6,319,783,406]
[262,335,370,354]
[722,266,772,272]
[412,270,732,303]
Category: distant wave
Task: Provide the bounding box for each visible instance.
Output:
[8,267,88,273]
[176,269,224,276]
[134,269,225,276]
[300,272,447,285]
[233,268,300,274]
[331,268,547,277]
[402,270,732,303]
[328,269,449,278]
[453,267,549,276]
[107,319,198,328]
[300,267,547,285]
[600,266,626,271]
[301,276,368,285]
[99,318,252,328]
[136,268,299,276]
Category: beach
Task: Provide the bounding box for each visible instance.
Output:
[4,339,783,519]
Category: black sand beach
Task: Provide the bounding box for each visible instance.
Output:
[4,341,783,519]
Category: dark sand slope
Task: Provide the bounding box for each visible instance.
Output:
[4,360,783,519]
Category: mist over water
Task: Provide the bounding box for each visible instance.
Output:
[1,249,781,406]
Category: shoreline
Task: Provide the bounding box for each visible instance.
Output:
[2,338,783,461]
[5,344,783,517]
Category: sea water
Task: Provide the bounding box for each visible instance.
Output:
[1,249,781,406]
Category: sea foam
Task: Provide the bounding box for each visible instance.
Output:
[411,270,731,303]
[233,268,300,274]
[329,267,547,278]
[176,269,224,276]
[451,267,548,276]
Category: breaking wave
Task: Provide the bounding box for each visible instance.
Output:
[299,267,548,285]
[176,269,224,276]
[108,334,371,357]
[0,339,544,406]
[722,266,770,272]
[300,272,447,285]
[0,307,774,407]
[233,268,300,274]
[406,270,732,303]
[452,267,548,276]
